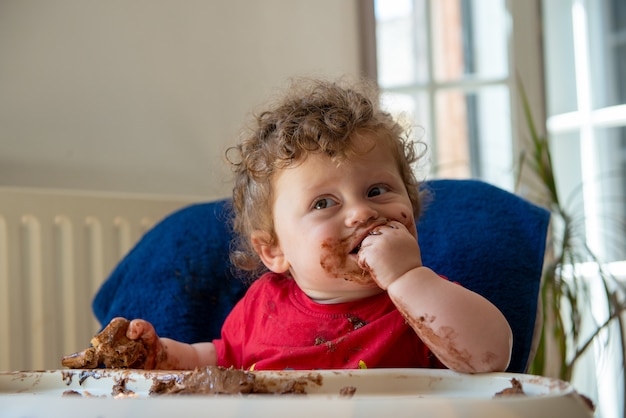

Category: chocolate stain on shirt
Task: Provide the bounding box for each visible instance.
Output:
[347,315,367,330]
[314,336,327,346]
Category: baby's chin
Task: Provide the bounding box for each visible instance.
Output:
[296,271,380,298]
[307,285,384,304]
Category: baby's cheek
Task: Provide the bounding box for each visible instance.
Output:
[395,212,417,237]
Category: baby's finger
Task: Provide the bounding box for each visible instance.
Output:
[127,319,154,341]
[386,220,405,230]
[357,251,371,272]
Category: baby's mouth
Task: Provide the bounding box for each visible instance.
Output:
[349,218,390,255]
[349,242,362,255]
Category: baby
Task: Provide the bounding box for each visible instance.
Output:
[123,77,512,373]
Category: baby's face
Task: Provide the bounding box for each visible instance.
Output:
[265,134,417,303]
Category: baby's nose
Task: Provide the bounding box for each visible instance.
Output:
[346,203,378,226]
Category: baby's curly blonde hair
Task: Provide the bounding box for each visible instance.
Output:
[226,77,424,276]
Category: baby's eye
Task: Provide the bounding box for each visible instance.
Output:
[368,185,390,197]
[313,197,337,210]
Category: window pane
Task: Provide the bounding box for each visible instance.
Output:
[550,127,626,263]
[380,91,432,167]
[589,0,626,108]
[550,131,584,212]
[434,86,512,189]
[434,89,471,177]
[542,0,579,116]
[375,0,429,87]
[590,126,626,262]
[611,0,626,31]
[549,130,588,255]
[616,44,626,104]
[475,86,512,188]
[431,0,509,82]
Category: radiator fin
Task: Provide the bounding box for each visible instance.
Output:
[0,216,10,369]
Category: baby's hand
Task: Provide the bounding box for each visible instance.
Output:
[127,319,166,369]
[357,221,422,289]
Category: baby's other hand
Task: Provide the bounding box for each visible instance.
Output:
[127,319,165,369]
[357,221,422,289]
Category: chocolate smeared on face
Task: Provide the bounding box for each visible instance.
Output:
[320,234,370,283]
[319,218,391,284]
[319,217,417,284]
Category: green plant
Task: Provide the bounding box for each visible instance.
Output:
[514,80,626,387]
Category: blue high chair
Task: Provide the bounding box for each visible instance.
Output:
[93,179,550,373]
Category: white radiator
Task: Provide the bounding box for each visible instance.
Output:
[0,187,199,371]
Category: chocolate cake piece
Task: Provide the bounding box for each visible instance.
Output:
[61,317,147,369]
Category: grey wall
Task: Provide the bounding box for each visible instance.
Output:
[0,0,364,199]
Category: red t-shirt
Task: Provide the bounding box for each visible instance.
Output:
[213,272,445,371]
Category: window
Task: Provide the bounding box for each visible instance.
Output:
[542,3,626,415]
[374,0,532,191]
[373,1,625,417]
[543,0,626,264]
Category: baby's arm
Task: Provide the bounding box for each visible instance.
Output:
[358,221,512,373]
[386,267,512,373]
[127,319,217,370]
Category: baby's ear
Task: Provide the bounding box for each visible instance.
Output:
[251,231,290,273]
